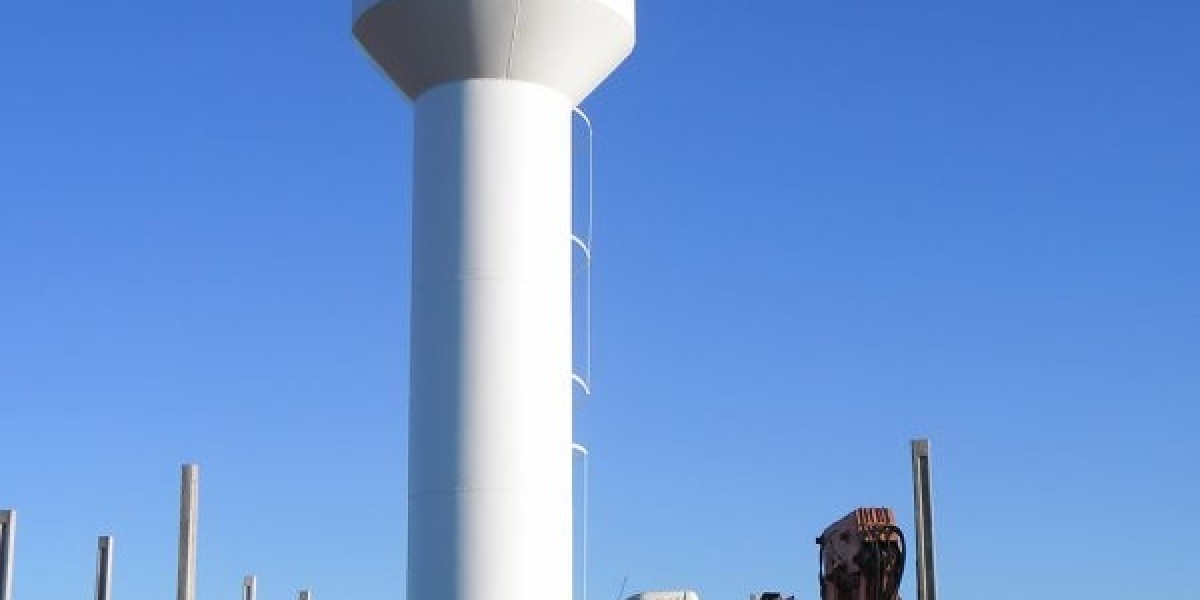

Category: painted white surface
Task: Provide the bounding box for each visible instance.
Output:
[353,0,635,102]
[408,79,574,600]
[356,2,635,597]
[352,0,633,24]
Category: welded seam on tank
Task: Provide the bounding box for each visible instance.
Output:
[409,487,525,500]
[505,0,522,78]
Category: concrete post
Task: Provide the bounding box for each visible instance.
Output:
[243,575,256,600]
[911,439,938,600]
[0,510,14,600]
[95,536,114,600]
[176,465,198,600]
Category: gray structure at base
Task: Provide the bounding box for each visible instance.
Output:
[911,439,938,600]
[0,510,14,600]
[95,536,113,600]
[176,465,198,600]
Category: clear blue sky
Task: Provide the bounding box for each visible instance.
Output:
[2,1,1198,599]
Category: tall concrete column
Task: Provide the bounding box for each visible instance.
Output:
[911,439,938,600]
[243,575,257,600]
[0,510,14,600]
[95,536,113,600]
[176,464,198,600]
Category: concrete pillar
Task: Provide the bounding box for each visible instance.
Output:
[243,575,256,600]
[0,510,14,600]
[176,465,198,600]
[911,439,938,600]
[95,536,113,600]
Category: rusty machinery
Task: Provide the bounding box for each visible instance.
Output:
[816,508,906,600]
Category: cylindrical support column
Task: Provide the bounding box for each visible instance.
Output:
[0,510,14,600]
[176,464,198,600]
[911,439,938,600]
[95,536,114,600]
[297,589,311,600]
[242,576,256,600]
[408,78,574,600]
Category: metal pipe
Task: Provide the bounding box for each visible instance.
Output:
[911,439,938,600]
[0,510,14,600]
[176,464,198,600]
[95,536,114,600]
[242,576,256,600]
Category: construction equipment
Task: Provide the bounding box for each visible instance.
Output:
[816,508,905,600]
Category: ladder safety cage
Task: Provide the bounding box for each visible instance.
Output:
[572,443,591,600]
[572,107,595,398]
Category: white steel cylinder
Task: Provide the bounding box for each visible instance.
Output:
[354,2,633,598]
[408,78,574,600]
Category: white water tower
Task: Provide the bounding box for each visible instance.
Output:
[353,1,635,599]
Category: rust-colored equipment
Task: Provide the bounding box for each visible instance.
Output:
[816,508,906,600]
